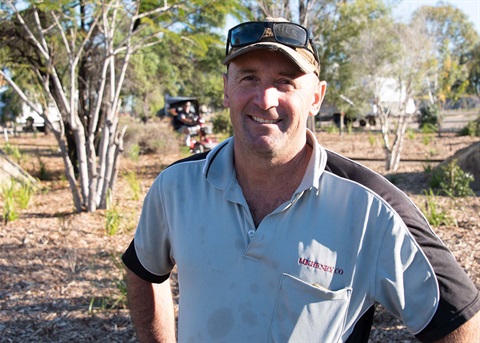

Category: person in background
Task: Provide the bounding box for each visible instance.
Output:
[123,17,480,342]
[173,101,199,147]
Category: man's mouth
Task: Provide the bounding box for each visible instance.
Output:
[251,116,280,124]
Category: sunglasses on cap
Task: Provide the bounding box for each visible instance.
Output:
[226,21,319,63]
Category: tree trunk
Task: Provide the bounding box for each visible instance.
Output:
[388,112,411,172]
[339,111,345,136]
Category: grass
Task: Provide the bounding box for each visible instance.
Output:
[105,191,122,236]
[421,189,454,226]
[1,179,35,223]
[1,181,19,223]
[123,170,142,201]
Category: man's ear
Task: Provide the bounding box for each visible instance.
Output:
[310,80,327,116]
[223,73,230,108]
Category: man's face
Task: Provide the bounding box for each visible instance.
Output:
[223,49,325,159]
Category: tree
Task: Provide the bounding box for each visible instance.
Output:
[0,0,243,212]
[411,3,480,109]
[310,0,390,135]
[467,43,480,99]
[350,16,436,171]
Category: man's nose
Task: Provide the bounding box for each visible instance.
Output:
[254,86,279,110]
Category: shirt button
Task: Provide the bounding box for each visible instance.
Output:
[248,230,255,238]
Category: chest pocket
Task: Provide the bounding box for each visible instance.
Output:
[269,273,351,343]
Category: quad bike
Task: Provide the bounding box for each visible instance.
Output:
[188,118,219,154]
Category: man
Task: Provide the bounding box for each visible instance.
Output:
[123,18,479,342]
[172,101,200,147]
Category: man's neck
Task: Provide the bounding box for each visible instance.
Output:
[234,143,312,227]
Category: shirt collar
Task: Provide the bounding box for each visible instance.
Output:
[204,130,327,191]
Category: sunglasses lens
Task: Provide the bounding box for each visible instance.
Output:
[230,23,265,47]
[273,23,308,47]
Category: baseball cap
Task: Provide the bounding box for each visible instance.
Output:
[223,17,320,75]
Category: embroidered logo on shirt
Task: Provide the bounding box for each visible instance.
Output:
[298,257,344,275]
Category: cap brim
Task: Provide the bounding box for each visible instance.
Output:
[222,42,317,74]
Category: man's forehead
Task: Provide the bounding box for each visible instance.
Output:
[229,49,305,76]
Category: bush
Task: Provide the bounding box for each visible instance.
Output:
[211,111,233,136]
[421,189,454,226]
[418,104,440,130]
[429,159,474,197]
[458,117,480,137]
[122,118,180,158]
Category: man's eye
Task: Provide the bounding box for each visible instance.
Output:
[241,75,257,82]
[276,79,295,89]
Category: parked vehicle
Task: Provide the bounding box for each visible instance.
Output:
[188,117,219,154]
[158,95,219,153]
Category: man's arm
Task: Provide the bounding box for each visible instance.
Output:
[434,311,480,343]
[125,267,176,342]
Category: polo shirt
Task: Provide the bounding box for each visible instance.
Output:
[122,130,465,342]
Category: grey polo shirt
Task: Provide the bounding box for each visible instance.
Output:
[127,131,439,342]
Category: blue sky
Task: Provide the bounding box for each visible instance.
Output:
[393,0,480,34]
[224,1,480,36]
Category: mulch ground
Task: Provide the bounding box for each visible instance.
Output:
[0,130,479,342]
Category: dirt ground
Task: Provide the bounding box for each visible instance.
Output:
[0,129,479,342]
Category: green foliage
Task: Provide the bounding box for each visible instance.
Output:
[105,192,121,236]
[1,179,34,223]
[406,129,416,140]
[421,133,432,145]
[1,181,19,223]
[37,157,50,181]
[458,117,480,137]
[127,143,141,162]
[412,3,479,104]
[325,124,339,134]
[17,182,34,209]
[3,142,22,162]
[421,189,454,226]
[429,159,474,197]
[123,171,142,201]
[212,111,233,136]
[367,133,377,147]
[419,105,440,130]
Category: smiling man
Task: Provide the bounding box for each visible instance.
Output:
[123,17,480,342]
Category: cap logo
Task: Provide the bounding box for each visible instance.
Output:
[263,28,274,38]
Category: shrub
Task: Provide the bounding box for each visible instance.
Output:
[122,118,180,158]
[421,189,454,226]
[458,117,480,137]
[429,159,474,197]
[418,104,440,130]
[212,111,233,136]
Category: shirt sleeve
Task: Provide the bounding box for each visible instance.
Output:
[122,175,174,283]
[325,150,480,341]
[374,216,439,334]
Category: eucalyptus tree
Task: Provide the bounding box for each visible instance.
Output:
[0,0,243,212]
[411,3,480,108]
[350,17,436,171]
[467,43,480,99]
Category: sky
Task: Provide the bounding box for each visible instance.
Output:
[393,0,480,34]
[223,1,480,36]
